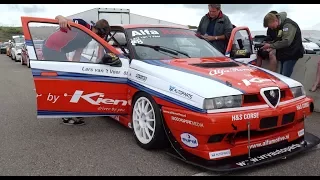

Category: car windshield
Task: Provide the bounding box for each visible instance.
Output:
[13,37,25,44]
[125,27,225,60]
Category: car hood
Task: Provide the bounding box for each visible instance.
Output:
[130,57,302,98]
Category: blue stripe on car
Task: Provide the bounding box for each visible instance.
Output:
[32,69,127,84]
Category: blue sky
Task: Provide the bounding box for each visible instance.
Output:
[1,4,320,31]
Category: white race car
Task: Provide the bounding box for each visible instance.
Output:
[21,16,320,172]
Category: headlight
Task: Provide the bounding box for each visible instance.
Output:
[203,95,242,110]
[290,86,306,98]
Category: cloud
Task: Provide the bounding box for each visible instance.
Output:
[6,4,46,13]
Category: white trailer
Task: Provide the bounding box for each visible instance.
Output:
[66,8,188,28]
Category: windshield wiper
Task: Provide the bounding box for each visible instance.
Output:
[135,43,190,58]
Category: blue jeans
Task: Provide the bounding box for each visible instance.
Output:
[280,60,297,77]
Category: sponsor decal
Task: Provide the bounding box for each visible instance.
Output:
[180,133,198,148]
[209,149,231,159]
[298,129,304,137]
[132,29,160,37]
[296,102,309,111]
[162,110,186,117]
[81,66,121,75]
[242,78,272,86]
[135,73,147,82]
[209,68,254,76]
[171,116,204,128]
[232,112,259,121]
[236,143,302,167]
[70,90,128,106]
[169,86,193,99]
[131,37,144,46]
[248,135,289,149]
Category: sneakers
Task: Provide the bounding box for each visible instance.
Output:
[62,117,85,126]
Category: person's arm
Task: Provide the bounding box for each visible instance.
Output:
[196,16,204,35]
[270,23,297,49]
[220,16,233,40]
[55,15,91,29]
[72,48,84,62]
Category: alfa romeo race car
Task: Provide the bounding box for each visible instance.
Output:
[21,16,320,172]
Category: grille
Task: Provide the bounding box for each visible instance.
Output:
[263,89,280,107]
[282,112,295,125]
[260,116,279,129]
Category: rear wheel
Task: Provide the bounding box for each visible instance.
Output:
[132,92,168,150]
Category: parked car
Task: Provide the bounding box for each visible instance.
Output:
[304,37,320,47]
[0,42,9,54]
[21,40,44,67]
[21,16,320,172]
[10,35,25,62]
[302,37,320,54]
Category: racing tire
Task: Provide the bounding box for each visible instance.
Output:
[132,92,168,150]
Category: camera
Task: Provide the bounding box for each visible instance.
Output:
[253,35,273,59]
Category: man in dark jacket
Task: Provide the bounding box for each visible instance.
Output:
[196,4,233,54]
[256,10,279,72]
[262,12,304,77]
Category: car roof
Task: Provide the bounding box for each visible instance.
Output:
[111,24,189,30]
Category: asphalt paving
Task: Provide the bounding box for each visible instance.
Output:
[0,54,319,176]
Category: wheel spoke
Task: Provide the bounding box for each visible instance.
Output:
[146,109,153,116]
[142,127,146,139]
[134,108,140,116]
[145,127,151,139]
[144,102,149,112]
[146,116,154,122]
[138,102,142,113]
[146,122,154,132]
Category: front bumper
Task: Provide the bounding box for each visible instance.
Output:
[165,132,319,172]
[161,95,317,170]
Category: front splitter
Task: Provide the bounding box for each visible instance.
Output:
[165,132,320,173]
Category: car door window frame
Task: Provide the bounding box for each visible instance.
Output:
[26,19,122,64]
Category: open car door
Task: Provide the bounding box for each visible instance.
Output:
[225,26,257,65]
[21,16,130,118]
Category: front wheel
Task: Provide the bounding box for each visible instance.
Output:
[132,92,168,150]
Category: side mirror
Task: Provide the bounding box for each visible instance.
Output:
[231,49,251,59]
[101,53,122,67]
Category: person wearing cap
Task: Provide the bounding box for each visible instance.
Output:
[41,15,111,126]
[262,11,304,77]
[196,4,233,54]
